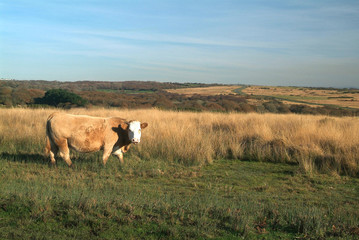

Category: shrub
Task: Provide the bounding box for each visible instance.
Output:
[35,89,87,107]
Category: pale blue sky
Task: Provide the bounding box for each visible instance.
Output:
[1,0,359,88]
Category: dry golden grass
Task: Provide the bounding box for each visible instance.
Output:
[0,107,358,176]
[243,86,359,109]
[166,85,239,96]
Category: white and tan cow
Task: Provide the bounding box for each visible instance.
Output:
[45,112,148,166]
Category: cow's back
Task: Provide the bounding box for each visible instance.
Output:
[47,113,112,152]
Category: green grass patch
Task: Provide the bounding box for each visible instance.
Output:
[1,152,359,239]
[328,96,354,99]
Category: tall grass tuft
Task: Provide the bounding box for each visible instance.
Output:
[0,108,358,176]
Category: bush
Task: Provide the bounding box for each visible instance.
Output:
[35,89,87,107]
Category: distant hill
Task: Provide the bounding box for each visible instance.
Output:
[0,80,358,116]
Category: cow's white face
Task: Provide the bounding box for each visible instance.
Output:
[127,121,148,144]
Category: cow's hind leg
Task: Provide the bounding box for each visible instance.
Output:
[57,138,72,167]
[49,146,58,165]
[46,135,58,165]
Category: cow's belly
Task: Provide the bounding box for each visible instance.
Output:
[68,137,103,153]
[65,124,108,153]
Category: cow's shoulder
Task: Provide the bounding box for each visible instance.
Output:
[107,117,127,127]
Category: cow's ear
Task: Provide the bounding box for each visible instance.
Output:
[141,122,148,129]
[120,122,128,130]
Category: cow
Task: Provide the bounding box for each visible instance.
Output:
[45,112,148,166]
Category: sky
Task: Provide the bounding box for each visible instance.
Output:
[1,0,359,88]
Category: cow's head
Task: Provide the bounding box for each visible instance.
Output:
[121,121,148,144]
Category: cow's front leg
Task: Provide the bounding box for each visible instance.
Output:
[112,148,124,164]
[102,147,112,165]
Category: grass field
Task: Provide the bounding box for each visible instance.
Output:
[166,84,359,110]
[1,108,358,176]
[166,86,239,96]
[242,86,359,109]
[0,108,359,239]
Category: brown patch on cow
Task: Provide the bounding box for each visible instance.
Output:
[120,122,129,130]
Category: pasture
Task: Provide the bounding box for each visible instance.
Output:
[0,108,359,239]
[166,85,239,96]
[242,86,359,109]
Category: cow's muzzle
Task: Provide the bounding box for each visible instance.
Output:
[132,139,140,144]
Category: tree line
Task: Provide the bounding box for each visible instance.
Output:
[0,80,358,116]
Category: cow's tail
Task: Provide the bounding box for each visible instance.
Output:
[44,113,57,157]
[44,121,52,157]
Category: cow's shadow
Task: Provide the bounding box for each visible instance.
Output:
[0,151,104,166]
[0,152,49,165]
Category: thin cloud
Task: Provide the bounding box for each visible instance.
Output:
[68,29,285,49]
